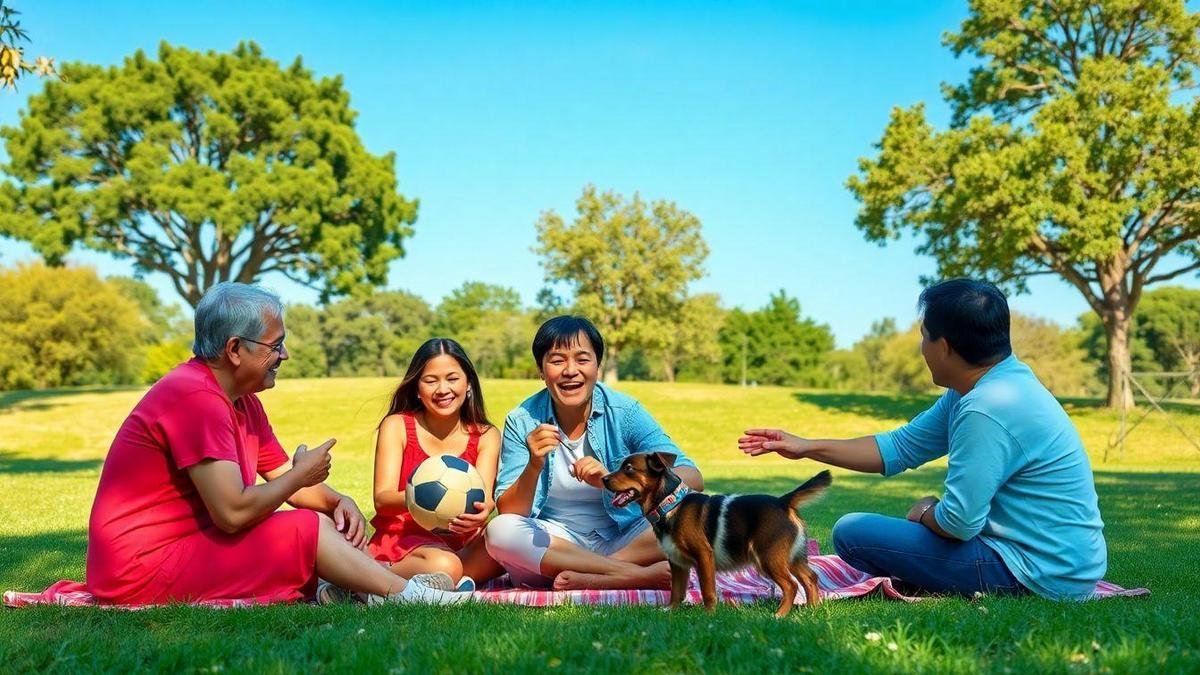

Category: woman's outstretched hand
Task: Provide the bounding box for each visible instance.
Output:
[738,428,808,460]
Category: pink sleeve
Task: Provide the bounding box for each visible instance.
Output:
[244,394,290,474]
[156,392,239,470]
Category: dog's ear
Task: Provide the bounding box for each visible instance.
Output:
[646,452,677,473]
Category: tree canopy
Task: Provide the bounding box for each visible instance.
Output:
[848,0,1200,408]
[0,41,417,307]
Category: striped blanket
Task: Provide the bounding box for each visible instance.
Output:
[4,541,1148,609]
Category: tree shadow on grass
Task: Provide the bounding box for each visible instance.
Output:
[0,385,143,415]
[0,529,87,592]
[792,391,938,421]
[1057,395,1200,416]
[0,451,102,475]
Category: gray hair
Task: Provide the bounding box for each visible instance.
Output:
[192,282,284,360]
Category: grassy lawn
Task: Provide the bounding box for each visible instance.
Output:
[1,378,1198,673]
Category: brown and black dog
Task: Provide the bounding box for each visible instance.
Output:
[603,452,831,618]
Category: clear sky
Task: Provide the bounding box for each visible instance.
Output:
[2,1,1195,347]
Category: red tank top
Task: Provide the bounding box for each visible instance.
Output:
[369,413,481,537]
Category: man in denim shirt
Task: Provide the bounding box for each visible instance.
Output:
[485,316,703,590]
[740,279,1107,600]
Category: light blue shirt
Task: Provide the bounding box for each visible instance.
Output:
[539,432,615,537]
[875,355,1108,600]
[496,382,698,534]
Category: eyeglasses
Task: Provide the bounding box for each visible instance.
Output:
[238,336,286,356]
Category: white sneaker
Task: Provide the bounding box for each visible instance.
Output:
[367,577,473,606]
[455,576,476,592]
[408,572,455,591]
[315,578,353,605]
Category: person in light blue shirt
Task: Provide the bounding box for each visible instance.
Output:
[739,279,1107,600]
[485,315,704,590]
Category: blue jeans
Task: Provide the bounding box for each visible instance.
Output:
[832,513,1028,596]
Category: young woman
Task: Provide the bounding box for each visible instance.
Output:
[367,338,503,589]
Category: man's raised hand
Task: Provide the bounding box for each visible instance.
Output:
[525,423,561,463]
[292,438,335,486]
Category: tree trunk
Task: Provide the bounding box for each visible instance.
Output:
[604,346,620,384]
[1181,351,1200,398]
[1104,313,1135,410]
[662,357,676,383]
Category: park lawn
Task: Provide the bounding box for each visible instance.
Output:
[1,378,1198,673]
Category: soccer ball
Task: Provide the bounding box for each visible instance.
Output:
[406,454,487,534]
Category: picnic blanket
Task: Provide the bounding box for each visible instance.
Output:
[4,541,1149,609]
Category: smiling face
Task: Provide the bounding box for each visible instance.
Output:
[417,354,469,419]
[539,331,600,415]
[236,311,288,395]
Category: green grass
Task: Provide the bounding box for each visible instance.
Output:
[2,378,1198,673]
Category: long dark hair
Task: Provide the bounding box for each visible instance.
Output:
[380,338,491,432]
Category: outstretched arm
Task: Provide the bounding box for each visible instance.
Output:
[738,429,885,474]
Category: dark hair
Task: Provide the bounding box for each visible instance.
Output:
[381,338,491,432]
[532,315,605,368]
[918,279,1012,366]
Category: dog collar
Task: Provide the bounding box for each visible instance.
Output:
[646,482,691,525]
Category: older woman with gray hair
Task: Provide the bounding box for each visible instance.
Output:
[85,282,468,606]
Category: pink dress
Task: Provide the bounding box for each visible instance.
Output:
[86,358,319,604]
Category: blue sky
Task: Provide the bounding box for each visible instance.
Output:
[2,1,1195,347]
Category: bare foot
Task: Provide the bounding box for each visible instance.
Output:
[553,562,672,590]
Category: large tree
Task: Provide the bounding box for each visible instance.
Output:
[535,185,708,382]
[0,41,417,307]
[847,0,1200,408]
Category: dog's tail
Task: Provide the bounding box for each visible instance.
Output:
[784,470,832,511]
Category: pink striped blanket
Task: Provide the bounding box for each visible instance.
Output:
[4,541,1148,609]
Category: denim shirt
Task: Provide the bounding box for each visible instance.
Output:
[874,355,1108,601]
[495,382,697,534]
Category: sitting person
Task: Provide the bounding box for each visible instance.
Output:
[368,338,502,590]
[739,278,1107,600]
[86,282,467,606]
[485,315,704,590]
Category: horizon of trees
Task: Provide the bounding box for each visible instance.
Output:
[4,261,1198,402]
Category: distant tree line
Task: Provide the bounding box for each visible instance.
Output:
[4,261,1198,400]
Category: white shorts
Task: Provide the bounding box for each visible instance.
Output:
[484,513,651,588]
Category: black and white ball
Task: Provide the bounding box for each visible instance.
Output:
[406,454,486,534]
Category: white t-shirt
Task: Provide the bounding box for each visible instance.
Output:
[538,431,615,537]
